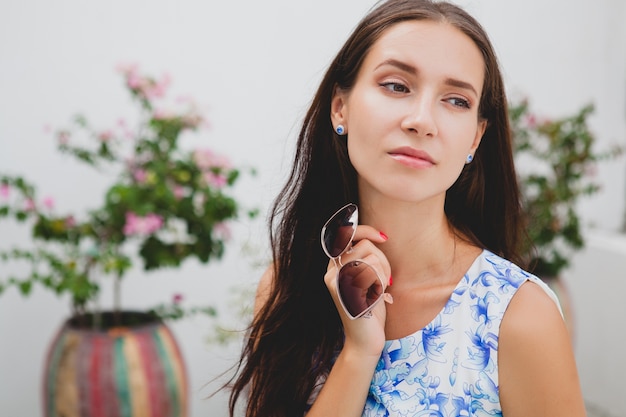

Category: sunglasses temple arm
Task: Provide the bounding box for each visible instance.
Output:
[382,292,394,305]
[331,256,344,268]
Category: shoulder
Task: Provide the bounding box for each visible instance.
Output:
[476,250,530,283]
[498,279,585,415]
[475,251,561,307]
[476,251,566,342]
[474,251,566,344]
[501,279,564,335]
[254,264,275,316]
[470,250,531,286]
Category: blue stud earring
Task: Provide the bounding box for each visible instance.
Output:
[336,124,345,135]
[466,154,474,164]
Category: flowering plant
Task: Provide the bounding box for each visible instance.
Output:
[0,65,254,324]
[510,100,622,277]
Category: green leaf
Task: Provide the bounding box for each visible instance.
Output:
[18,281,32,296]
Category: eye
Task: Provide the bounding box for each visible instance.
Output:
[380,82,410,94]
[446,97,471,109]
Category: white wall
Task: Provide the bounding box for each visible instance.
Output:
[1,1,624,416]
[567,232,626,416]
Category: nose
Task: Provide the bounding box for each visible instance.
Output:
[400,94,438,138]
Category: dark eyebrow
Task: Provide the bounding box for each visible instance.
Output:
[375,58,479,97]
[374,59,417,75]
[444,77,479,97]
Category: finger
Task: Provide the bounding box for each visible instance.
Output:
[352,224,388,244]
[342,245,391,285]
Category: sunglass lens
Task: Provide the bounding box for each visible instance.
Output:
[323,204,358,258]
[337,261,383,318]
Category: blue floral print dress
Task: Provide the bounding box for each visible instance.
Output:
[307,250,561,416]
[362,250,560,417]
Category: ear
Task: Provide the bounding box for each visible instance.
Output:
[470,119,487,153]
[330,85,348,130]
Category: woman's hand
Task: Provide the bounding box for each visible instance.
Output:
[324,224,391,358]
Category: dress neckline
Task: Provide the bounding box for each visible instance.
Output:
[385,248,488,343]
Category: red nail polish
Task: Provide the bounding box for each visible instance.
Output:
[389,275,393,286]
[380,231,388,241]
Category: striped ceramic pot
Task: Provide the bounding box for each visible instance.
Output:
[43,311,188,417]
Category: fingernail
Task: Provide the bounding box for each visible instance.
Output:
[389,275,393,286]
[380,231,388,241]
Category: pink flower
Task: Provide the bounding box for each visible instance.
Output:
[98,130,113,142]
[213,222,232,241]
[524,113,537,128]
[118,64,174,105]
[175,95,193,104]
[0,184,9,199]
[65,215,76,228]
[132,169,147,183]
[584,164,598,177]
[116,62,138,75]
[57,131,70,145]
[120,65,151,96]
[193,149,231,171]
[123,212,164,236]
[42,196,55,210]
[203,171,227,188]
[147,73,171,99]
[127,73,142,89]
[153,108,174,120]
[172,185,186,199]
[182,113,204,129]
[172,293,184,304]
[121,63,143,89]
[194,149,232,189]
[24,199,36,212]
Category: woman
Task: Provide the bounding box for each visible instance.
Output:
[227,0,586,416]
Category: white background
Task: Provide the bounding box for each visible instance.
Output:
[1,0,625,415]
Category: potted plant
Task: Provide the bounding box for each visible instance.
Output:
[0,64,255,417]
[509,99,622,330]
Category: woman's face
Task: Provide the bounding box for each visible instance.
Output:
[331,20,487,206]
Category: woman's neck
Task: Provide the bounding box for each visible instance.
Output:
[359,197,478,288]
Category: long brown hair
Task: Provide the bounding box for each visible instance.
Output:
[227,1,523,416]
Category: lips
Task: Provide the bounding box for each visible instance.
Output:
[388,146,435,168]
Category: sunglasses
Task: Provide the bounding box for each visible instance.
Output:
[321,203,389,320]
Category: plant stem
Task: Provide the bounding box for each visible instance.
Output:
[114,273,121,326]
[93,268,101,330]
